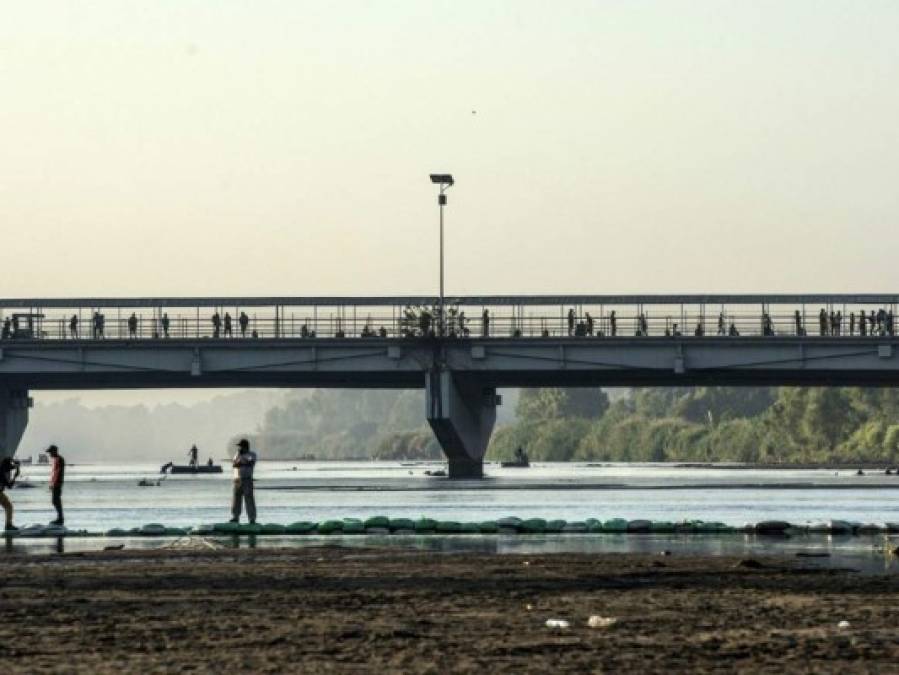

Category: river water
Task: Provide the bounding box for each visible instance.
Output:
[8,460,899,532]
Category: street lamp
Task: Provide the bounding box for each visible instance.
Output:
[430,173,454,336]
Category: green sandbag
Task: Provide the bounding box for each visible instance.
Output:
[586,519,604,533]
[363,516,390,529]
[213,522,240,534]
[286,521,316,534]
[479,521,499,533]
[317,520,344,534]
[650,521,675,533]
[239,523,263,535]
[342,519,365,534]
[365,527,391,535]
[461,522,481,533]
[603,518,628,532]
[545,519,567,533]
[674,521,695,533]
[497,516,522,528]
[388,518,415,531]
[261,523,285,535]
[562,521,588,533]
[165,527,188,536]
[141,523,166,536]
[415,518,437,532]
[106,528,129,537]
[436,521,463,533]
[518,518,547,534]
[193,523,215,535]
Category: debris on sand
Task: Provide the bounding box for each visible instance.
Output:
[587,616,618,628]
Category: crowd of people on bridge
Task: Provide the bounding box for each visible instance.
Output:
[2,305,899,341]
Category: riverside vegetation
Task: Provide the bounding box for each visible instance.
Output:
[250,386,899,464]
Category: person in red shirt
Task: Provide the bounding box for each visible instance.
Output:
[46,445,65,526]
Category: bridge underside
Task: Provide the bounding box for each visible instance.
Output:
[4,336,899,475]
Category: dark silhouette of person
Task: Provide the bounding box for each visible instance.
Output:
[212,312,221,338]
[128,312,138,338]
[728,322,739,336]
[585,312,594,336]
[794,310,803,336]
[161,312,170,338]
[871,310,878,336]
[239,311,249,337]
[835,310,842,336]
[849,312,855,336]
[694,321,704,337]
[860,311,867,336]
[717,312,726,336]
[482,309,490,337]
[95,312,105,339]
[224,312,233,338]
[609,310,617,337]
[1,318,11,340]
[188,444,198,469]
[378,326,388,338]
[69,314,78,339]
[818,309,827,336]
[567,309,575,336]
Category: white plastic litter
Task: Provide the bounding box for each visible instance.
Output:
[838,620,851,629]
[545,619,569,629]
[587,616,618,628]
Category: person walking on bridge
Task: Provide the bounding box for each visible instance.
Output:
[46,445,65,526]
[239,311,249,338]
[161,312,170,338]
[1,456,21,532]
[223,312,233,338]
[230,439,257,524]
[482,309,490,337]
[69,314,78,339]
[567,308,576,336]
[128,312,138,338]
[211,311,222,338]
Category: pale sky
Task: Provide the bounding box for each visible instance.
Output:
[2,1,898,301]
[4,1,899,407]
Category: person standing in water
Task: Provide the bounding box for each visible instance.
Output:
[0,456,21,532]
[229,439,257,524]
[46,445,65,525]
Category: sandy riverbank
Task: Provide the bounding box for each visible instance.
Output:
[1,546,898,673]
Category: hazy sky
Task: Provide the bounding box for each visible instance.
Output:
[3,1,898,302]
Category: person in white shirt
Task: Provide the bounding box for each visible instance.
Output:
[229,439,257,524]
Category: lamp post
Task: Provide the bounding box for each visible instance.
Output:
[429,173,454,336]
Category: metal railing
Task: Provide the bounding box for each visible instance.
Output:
[0,295,897,342]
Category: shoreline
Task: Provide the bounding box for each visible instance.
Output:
[1,547,898,672]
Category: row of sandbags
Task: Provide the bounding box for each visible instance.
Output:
[33,518,899,539]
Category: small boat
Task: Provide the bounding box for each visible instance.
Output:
[501,446,530,468]
[160,461,223,475]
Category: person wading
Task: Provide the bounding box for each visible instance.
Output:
[1,456,21,532]
[230,438,257,524]
[46,445,65,525]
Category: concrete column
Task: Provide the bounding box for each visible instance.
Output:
[0,390,31,460]
[426,370,497,479]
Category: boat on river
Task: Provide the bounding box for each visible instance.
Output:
[159,461,223,475]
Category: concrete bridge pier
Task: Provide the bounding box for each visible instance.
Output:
[0,390,31,460]
[426,370,498,479]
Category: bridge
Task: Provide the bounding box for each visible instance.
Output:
[3,293,899,477]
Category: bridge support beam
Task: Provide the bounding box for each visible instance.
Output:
[426,371,497,479]
[0,390,31,460]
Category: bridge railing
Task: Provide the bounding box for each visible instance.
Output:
[0,298,896,341]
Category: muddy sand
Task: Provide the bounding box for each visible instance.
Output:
[1,545,898,673]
